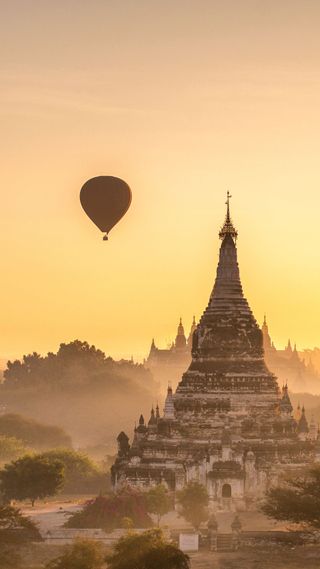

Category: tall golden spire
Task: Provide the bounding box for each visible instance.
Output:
[219,191,238,241]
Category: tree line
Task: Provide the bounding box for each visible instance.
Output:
[2,340,153,392]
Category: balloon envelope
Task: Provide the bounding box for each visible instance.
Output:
[80,176,132,237]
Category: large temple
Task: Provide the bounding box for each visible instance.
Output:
[112,196,319,510]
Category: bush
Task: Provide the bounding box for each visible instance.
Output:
[65,488,153,531]
[0,504,41,542]
[106,528,190,569]
[46,539,104,569]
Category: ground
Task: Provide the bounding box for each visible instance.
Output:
[15,498,320,569]
[189,546,320,569]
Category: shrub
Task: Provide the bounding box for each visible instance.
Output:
[65,488,153,531]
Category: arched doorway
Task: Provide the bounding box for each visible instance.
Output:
[222,483,232,498]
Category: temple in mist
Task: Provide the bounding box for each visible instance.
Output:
[262,317,320,392]
[144,318,195,390]
[112,196,318,510]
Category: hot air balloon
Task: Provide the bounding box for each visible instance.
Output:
[80,176,132,240]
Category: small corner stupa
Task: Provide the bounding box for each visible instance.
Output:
[111,194,317,511]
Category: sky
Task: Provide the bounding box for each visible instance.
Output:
[1,0,320,362]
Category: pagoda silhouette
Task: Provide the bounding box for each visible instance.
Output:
[112,194,318,510]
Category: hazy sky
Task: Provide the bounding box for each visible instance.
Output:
[1,0,320,361]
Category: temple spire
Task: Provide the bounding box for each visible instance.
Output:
[219,191,238,241]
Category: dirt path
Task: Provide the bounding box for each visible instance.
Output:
[22,499,85,533]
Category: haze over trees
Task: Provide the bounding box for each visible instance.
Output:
[0,414,72,450]
[0,435,26,465]
[0,341,157,450]
[261,465,320,528]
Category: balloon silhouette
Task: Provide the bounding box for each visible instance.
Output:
[80,176,132,240]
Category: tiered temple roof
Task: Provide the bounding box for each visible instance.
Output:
[112,196,317,509]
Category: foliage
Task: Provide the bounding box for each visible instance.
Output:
[146,484,173,525]
[0,504,39,531]
[261,465,320,528]
[65,488,153,531]
[0,413,72,450]
[176,481,209,530]
[2,340,152,392]
[0,435,26,464]
[106,528,190,569]
[39,449,107,494]
[46,539,104,569]
[0,505,41,567]
[120,517,134,529]
[0,454,65,506]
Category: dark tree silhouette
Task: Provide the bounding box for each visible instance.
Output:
[2,340,152,392]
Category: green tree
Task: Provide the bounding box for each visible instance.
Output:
[106,528,190,569]
[0,455,64,506]
[0,435,26,465]
[46,539,104,569]
[39,449,107,494]
[176,482,209,530]
[147,484,172,526]
[261,465,320,528]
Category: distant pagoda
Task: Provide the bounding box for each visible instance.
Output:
[112,194,318,510]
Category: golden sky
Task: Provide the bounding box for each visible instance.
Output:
[1,0,320,361]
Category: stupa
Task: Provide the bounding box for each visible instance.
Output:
[112,194,317,510]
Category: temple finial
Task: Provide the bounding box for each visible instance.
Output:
[226,191,231,221]
[219,191,238,241]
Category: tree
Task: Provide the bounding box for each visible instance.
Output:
[261,465,320,528]
[39,449,107,494]
[176,482,209,530]
[106,528,190,569]
[46,539,104,569]
[146,484,173,526]
[65,489,153,531]
[0,455,64,506]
